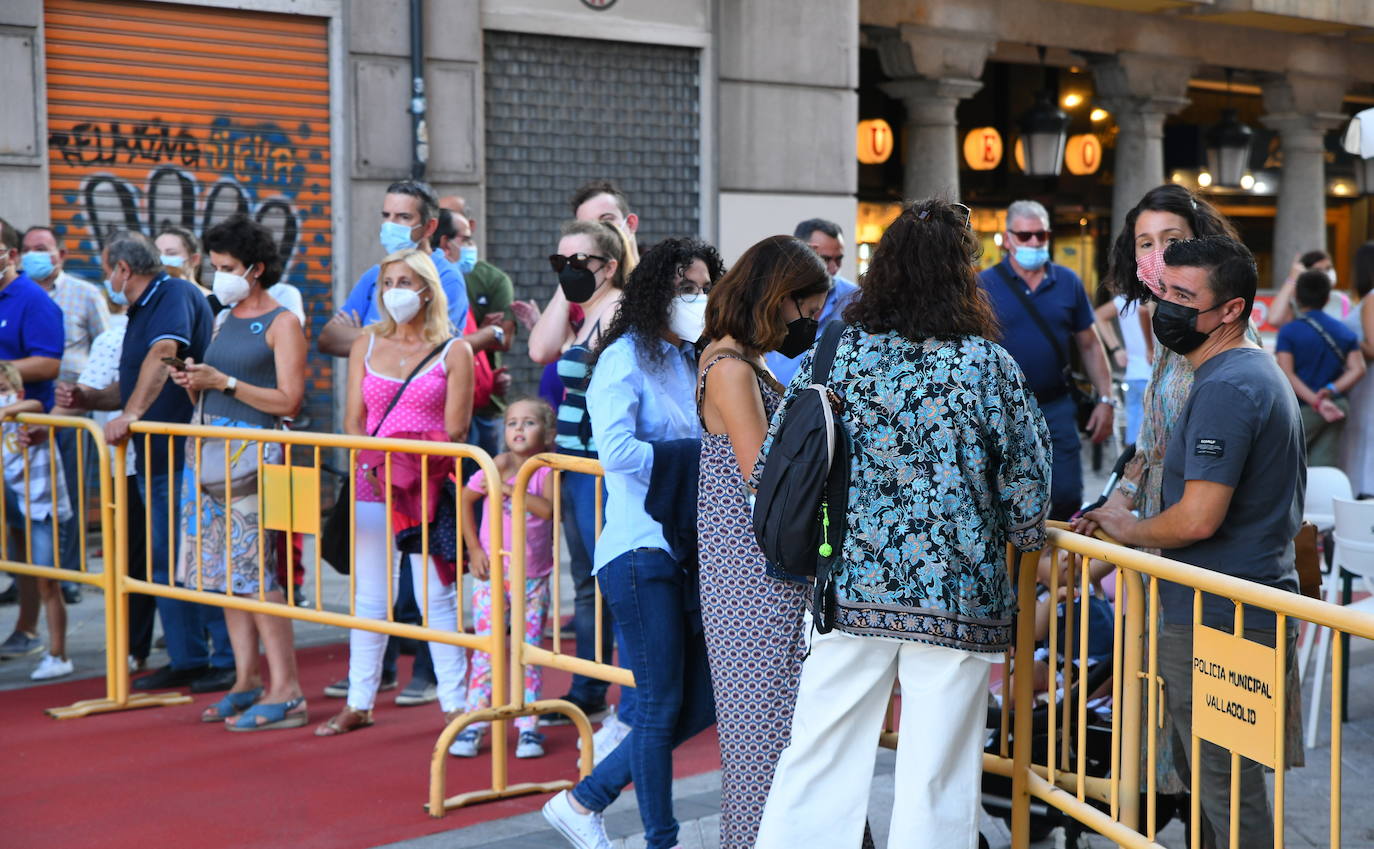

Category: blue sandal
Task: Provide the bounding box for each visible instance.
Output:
[200,687,263,723]
[227,697,308,732]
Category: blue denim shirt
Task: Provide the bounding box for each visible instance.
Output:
[585,332,701,573]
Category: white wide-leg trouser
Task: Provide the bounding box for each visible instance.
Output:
[346,501,467,713]
[756,615,994,849]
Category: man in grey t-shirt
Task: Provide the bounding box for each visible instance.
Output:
[1082,235,1303,849]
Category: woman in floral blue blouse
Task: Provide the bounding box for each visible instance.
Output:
[754,199,1053,849]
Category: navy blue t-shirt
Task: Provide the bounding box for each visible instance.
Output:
[1275,310,1358,405]
[0,273,65,411]
[977,258,1094,397]
[120,274,212,474]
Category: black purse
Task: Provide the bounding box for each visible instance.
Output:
[321,341,448,575]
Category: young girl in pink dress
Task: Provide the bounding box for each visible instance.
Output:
[451,397,557,759]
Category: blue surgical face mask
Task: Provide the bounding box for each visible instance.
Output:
[380,220,417,254]
[160,254,185,268]
[21,251,55,281]
[103,273,129,307]
[1013,245,1050,271]
[457,244,478,274]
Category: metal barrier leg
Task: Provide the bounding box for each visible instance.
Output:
[428,699,595,816]
[46,457,190,718]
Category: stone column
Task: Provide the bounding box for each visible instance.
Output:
[1092,54,1194,239]
[1262,74,1348,287]
[870,25,994,202]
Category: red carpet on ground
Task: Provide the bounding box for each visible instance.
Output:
[1,642,720,849]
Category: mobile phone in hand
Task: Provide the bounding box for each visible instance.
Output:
[161,356,187,371]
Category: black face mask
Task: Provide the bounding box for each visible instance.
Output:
[1151,297,1224,355]
[559,265,597,304]
[776,314,819,359]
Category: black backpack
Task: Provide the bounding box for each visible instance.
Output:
[752,320,850,633]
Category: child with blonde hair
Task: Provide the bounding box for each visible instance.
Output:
[450,397,558,759]
[0,360,74,679]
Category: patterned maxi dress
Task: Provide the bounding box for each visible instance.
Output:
[695,352,806,849]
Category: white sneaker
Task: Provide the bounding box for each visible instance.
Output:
[577,709,632,767]
[31,653,74,681]
[516,730,546,759]
[542,789,611,849]
[449,728,482,758]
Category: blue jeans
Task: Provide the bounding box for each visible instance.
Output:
[468,415,502,458]
[138,472,233,671]
[572,548,716,849]
[4,484,55,568]
[1122,379,1146,446]
[1040,395,1084,520]
[562,466,622,708]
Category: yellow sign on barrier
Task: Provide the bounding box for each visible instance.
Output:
[1191,624,1279,768]
[261,463,321,535]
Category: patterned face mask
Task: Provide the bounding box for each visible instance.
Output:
[1135,249,1166,295]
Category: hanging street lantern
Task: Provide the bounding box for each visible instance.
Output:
[1018,90,1070,177]
[1206,109,1254,188]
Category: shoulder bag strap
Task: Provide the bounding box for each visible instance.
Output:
[369,339,449,438]
[812,320,847,385]
[992,263,1070,374]
[1299,315,1348,364]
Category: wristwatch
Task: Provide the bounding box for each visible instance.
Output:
[491,325,506,346]
[1097,394,1119,408]
[224,376,238,398]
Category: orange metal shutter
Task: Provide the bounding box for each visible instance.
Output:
[44,0,335,428]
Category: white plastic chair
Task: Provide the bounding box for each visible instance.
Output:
[1303,497,1374,749]
[1296,467,1353,670]
[1304,466,1352,532]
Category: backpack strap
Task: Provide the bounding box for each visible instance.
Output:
[812,320,847,386]
[991,262,1071,376]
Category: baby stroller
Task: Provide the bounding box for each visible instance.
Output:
[978,446,1189,847]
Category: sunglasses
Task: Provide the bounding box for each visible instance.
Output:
[548,253,608,273]
[1009,229,1050,242]
[917,202,972,228]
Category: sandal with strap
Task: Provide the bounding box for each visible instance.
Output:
[201,687,263,723]
[226,697,308,732]
[314,707,374,737]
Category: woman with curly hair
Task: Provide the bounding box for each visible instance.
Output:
[169,213,308,730]
[542,237,724,849]
[752,200,1052,849]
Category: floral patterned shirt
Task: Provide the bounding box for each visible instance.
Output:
[757,326,1052,652]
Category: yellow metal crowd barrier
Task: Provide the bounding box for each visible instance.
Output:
[8,417,1373,844]
[110,421,513,815]
[430,451,624,816]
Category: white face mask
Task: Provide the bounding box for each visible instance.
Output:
[212,270,253,306]
[667,294,708,344]
[1326,268,1338,285]
[382,287,423,324]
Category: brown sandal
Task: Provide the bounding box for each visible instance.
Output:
[314,707,374,737]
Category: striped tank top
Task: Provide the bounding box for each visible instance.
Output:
[555,340,597,457]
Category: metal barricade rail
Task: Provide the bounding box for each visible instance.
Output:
[990,522,1373,849]
[431,452,628,816]
[116,420,511,816]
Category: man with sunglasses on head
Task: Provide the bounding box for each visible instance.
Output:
[978,199,1115,520]
[764,218,860,385]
